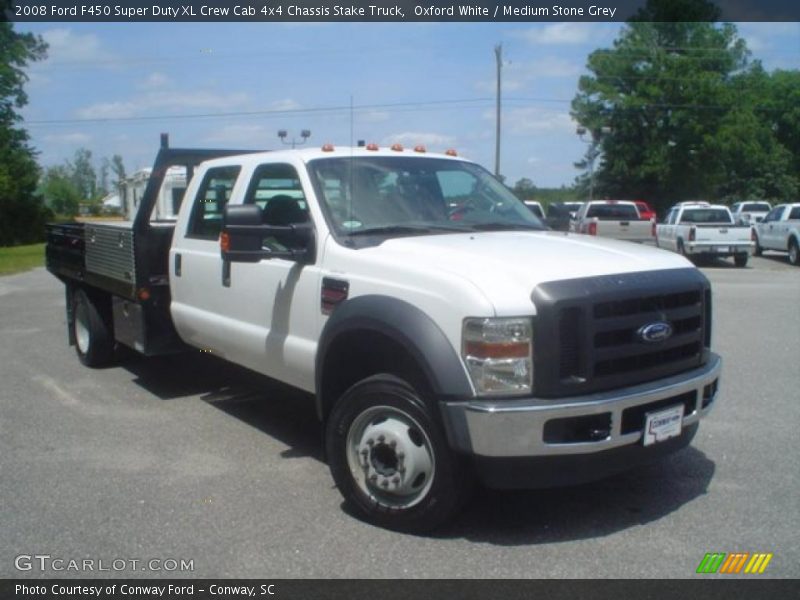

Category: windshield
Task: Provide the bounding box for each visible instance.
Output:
[307,156,545,242]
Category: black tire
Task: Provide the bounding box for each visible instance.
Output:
[677,239,693,262]
[753,233,763,257]
[72,289,115,367]
[734,253,748,268]
[789,239,800,266]
[326,374,473,533]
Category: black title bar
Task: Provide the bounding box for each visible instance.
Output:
[6,0,800,22]
[2,579,798,600]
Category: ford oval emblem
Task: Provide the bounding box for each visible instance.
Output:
[637,321,673,343]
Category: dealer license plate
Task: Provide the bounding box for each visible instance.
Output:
[643,404,684,446]
[713,246,730,253]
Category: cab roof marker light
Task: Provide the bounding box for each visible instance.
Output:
[321,143,335,152]
[366,143,379,151]
[445,148,458,156]
[414,145,426,153]
[390,143,404,152]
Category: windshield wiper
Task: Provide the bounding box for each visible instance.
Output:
[347,225,432,237]
[468,222,544,232]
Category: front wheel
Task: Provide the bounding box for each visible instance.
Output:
[734,253,748,268]
[789,239,800,266]
[753,233,763,257]
[326,374,472,533]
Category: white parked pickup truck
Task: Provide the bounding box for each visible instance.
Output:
[753,203,800,266]
[571,200,654,242]
[46,137,721,532]
[656,204,753,267]
[730,201,772,226]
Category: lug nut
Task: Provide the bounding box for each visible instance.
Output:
[381,480,389,488]
[378,435,385,442]
[389,440,397,448]
[366,438,374,446]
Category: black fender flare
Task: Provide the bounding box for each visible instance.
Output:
[315,295,472,420]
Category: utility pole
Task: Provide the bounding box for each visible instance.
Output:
[494,43,502,178]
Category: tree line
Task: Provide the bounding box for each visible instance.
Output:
[40,150,126,217]
[1,0,798,246]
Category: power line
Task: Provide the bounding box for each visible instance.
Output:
[24,98,497,126]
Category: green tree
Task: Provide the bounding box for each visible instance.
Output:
[570,0,798,211]
[110,154,126,187]
[70,147,97,200]
[512,177,537,199]
[0,3,49,245]
[40,166,81,217]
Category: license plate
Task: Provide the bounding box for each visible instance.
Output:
[643,404,684,446]
[713,246,729,253]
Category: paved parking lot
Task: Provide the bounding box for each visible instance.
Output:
[1,254,798,578]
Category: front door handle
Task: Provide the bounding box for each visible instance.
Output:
[174,253,182,277]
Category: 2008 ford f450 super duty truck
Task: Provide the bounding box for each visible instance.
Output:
[46,136,721,532]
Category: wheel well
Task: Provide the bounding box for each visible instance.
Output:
[318,329,433,425]
[789,235,799,250]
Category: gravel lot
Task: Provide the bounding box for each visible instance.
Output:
[1,254,798,578]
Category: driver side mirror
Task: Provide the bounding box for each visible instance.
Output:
[221,204,314,264]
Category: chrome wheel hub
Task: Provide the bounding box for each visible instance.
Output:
[346,406,435,509]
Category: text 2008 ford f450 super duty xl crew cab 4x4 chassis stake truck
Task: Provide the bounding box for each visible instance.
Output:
[46,136,721,532]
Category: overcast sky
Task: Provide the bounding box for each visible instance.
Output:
[17,21,800,188]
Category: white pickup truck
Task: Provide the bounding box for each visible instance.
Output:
[753,203,800,266]
[656,204,753,267]
[571,200,654,242]
[46,137,721,532]
[730,201,772,226]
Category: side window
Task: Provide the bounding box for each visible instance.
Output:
[244,163,309,226]
[763,206,783,223]
[186,166,241,239]
[666,209,676,224]
[789,206,800,220]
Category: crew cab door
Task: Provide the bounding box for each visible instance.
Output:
[658,208,679,250]
[170,160,321,392]
[759,205,785,249]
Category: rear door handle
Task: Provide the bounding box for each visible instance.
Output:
[174,253,182,277]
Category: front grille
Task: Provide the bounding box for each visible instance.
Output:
[532,268,711,398]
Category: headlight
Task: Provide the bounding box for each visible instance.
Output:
[462,317,533,396]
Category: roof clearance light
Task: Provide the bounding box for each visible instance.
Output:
[390,143,404,152]
[366,143,379,151]
[414,145,426,153]
[445,148,458,156]
[321,143,335,152]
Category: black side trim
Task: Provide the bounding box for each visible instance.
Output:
[315,295,472,420]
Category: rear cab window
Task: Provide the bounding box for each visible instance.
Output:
[679,209,733,224]
[186,165,241,240]
[586,203,639,220]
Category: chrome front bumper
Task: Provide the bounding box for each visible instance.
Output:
[441,353,721,458]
